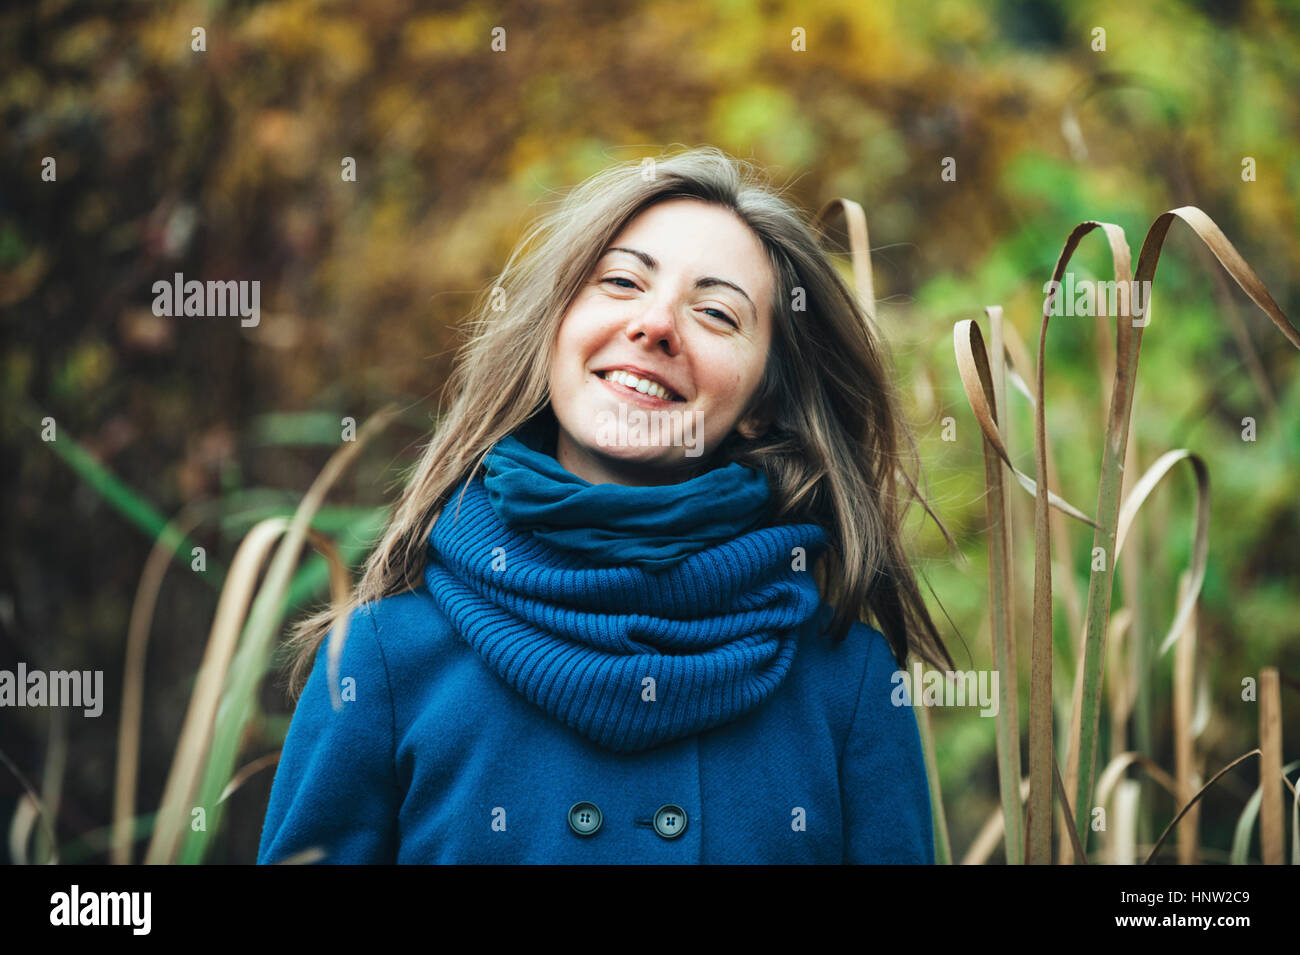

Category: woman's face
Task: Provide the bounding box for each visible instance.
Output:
[548,198,775,486]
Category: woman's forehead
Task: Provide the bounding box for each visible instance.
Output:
[604,200,774,301]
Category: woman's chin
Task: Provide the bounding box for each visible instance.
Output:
[569,441,694,484]
[589,441,685,466]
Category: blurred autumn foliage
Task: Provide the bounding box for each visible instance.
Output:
[2,0,1298,862]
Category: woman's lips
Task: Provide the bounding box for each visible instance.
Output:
[595,371,684,408]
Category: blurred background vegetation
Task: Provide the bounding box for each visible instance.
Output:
[2,0,1297,863]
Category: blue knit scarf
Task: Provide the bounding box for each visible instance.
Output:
[480,416,775,570]
[423,420,831,752]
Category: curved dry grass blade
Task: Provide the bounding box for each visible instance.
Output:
[113,503,208,865]
[1114,450,1209,659]
[1005,364,1035,408]
[150,409,396,865]
[999,317,1036,403]
[144,517,291,865]
[961,777,1032,865]
[218,751,281,805]
[996,311,1091,803]
[987,306,1015,588]
[1037,220,1132,865]
[1018,218,1131,861]
[1145,749,1261,864]
[1095,751,1180,807]
[1157,206,1300,348]
[1075,206,1298,857]
[145,518,354,864]
[180,406,399,863]
[1197,239,1278,414]
[1229,759,1300,865]
[1260,668,1284,864]
[0,747,58,865]
[8,794,39,866]
[995,315,1086,650]
[1096,750,1180,864]
[955,312,1023,864]
[1231,786,1264,866]
[147,523,355,865]
[985,308,1032,668]
[954,320,1099,527]
[811,197,875,324]
[818,197,960,575]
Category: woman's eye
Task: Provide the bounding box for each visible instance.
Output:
[601,277,736,328]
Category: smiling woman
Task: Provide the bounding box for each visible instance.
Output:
[550,200,774,486]
[256,146,957,865]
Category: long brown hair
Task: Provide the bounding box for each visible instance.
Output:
[283,145,956,698]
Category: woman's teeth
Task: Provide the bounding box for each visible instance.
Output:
[601,369,681,401]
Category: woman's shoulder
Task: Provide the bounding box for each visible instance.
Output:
[341,585,459,668]
[792,603,904,714]
[802,602,898,666]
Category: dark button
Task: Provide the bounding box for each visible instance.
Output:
[653,804,688,839]
[567,801,602,836]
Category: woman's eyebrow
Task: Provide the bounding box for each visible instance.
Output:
[604,246,755,321]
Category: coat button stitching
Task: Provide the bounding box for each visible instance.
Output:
[652,804,688,839]
[567,801,602,836]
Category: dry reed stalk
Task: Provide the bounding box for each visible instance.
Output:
[1113,780,1141,865]
[961,777,1031,865]
[1070,208,1299,861]
[955,316,1099,864]
[1230,758,1299,864]
[914,703,952,864]
[1259,668,1284,864]
[1172,570,1200,864]
[144,516,291,864]
[1062,607,1131,865]
[1118,384,1151,850]
[0,748,58,865]
[113,504,209,865]
[147,406,396,863]
[1033,220,1131,863]
[813,198,958,556]
[1146,749,1273,864]
[966,308,1021,863]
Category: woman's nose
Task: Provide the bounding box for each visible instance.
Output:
[626,298,681,352]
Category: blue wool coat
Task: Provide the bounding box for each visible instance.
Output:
[256,592,933,864]
[257,425,934,865]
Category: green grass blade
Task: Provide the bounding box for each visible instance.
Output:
[18,401,225,589]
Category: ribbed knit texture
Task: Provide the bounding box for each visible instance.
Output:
[425,472,831,753]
